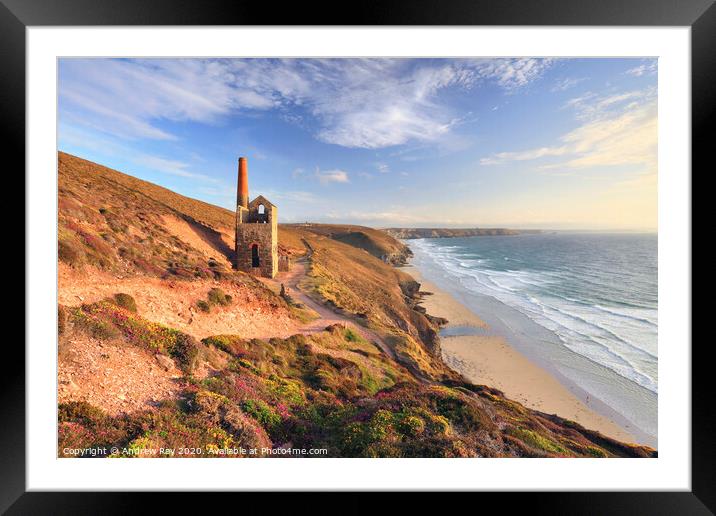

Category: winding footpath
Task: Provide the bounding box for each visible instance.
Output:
[264,256,397,362]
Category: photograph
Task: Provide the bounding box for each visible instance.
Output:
[56,57,659,459]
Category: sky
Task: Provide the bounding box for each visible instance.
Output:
[58,57,658,230]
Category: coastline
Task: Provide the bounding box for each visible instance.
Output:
[403,264,640,445]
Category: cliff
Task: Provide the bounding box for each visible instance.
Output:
[384,227,538,239]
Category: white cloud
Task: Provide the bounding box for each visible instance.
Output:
[551,77,586,92]
[625,61,657,77]
[563,88,653,120]
[472,58,554,90]
[134,155,201,178]
[59,59,276,141]
[59,122,216,182]
[60,57,554,149]
[376,163,390,173]
[481,146,570,165]
[481,87,657,174]
[315,168,350,184]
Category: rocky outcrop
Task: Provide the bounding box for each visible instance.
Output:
[381,246,413,266]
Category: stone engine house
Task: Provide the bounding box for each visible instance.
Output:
[234,157,278,278]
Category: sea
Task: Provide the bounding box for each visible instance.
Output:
[408,232,658,446]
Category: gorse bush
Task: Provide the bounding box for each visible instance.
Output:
[509,427,567,455]
[69,306,121,340]
[240,399,282,431]
[207,288,232,306]
[169,333,200,374]
[196,288,233,313]
[202,335,244,355]
[344,327,361,343]
[110,293,137,313]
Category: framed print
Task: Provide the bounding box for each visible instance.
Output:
[7,0,712,512]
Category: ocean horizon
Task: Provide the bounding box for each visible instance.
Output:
[408,232,658,446]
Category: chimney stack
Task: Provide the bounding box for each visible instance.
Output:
[237,157,249,209]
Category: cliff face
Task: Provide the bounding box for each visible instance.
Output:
[384,227,529,239]
[56,153,655,458]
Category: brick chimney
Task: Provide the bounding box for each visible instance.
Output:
[237,157,249,209]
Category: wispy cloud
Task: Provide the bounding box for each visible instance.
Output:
[472,58,554,90]
[480,146,569,165]
[59,122,216,182]
[59,58,554,150]
[481,87,657,174]
[625,60,657,77]
[134,155,210,179]
[551,77,586,92]
[564,88,654,120]
[376,163,390,174]
[59,59,275,141]
[315,168,350,184]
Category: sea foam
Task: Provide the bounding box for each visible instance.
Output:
[410,234,658,394]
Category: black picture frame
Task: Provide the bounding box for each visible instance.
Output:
[6,0,709,512]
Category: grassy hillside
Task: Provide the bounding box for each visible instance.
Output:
[56,152,655,458]
[59,152,236,279]
[284,223,413,265]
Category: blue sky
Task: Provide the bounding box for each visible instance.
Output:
[58,58,657,230]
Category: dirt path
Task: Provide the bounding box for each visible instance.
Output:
[269,258,397,361]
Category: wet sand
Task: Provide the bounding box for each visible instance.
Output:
[404,265,638,444]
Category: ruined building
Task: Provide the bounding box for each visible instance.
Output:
[234,157,278,278]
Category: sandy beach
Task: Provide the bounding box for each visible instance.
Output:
[404,265,638,444]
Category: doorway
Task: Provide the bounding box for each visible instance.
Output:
[251,244,260,268]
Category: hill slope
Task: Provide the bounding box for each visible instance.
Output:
[56,152,655,458]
